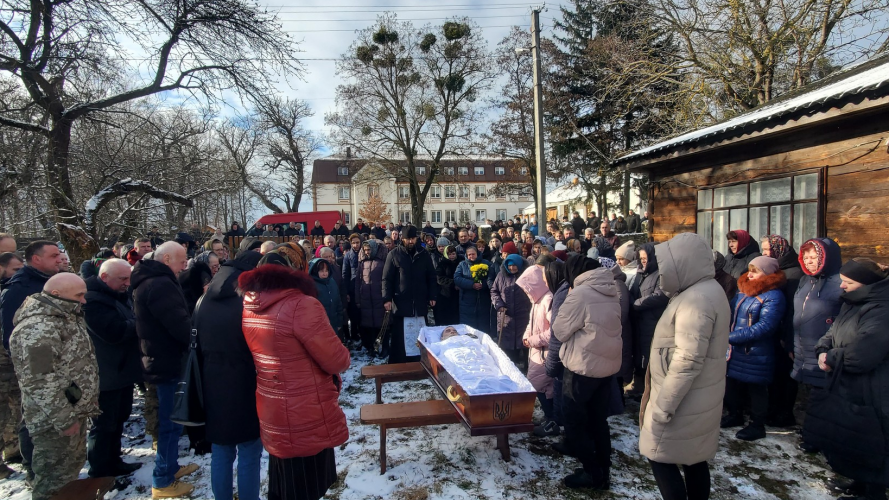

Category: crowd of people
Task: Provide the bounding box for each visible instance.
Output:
[0,210,886,500]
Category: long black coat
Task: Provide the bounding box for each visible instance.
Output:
[195,252,262,446]
[776,250,804,352]
[630,245,669,371]
[131,259,191,383]
[813,276,889,486]
[83,276,142,391]
[433,256,461,326]
[355,241,388,329]
[382,245,437,318]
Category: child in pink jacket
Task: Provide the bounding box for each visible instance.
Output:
[517,264,555,431]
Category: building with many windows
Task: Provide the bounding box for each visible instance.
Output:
[310,154,535,228]
[614,54,889,260]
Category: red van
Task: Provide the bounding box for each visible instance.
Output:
[257,210,343,233]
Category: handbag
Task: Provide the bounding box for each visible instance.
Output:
[802,358,885,468]
[170,297,206,426]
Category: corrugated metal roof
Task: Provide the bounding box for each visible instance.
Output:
[614,53,889,167]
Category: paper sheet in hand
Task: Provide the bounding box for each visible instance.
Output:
[403,316,426,357]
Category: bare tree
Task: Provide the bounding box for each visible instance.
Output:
[327,14,495,225]
[0,0,300,259]
[650,0,889,111]
[255,96,322,212]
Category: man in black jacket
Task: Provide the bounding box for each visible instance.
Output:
[83,259,142,478]
[571,211,586,239]
[331,219,350,239]
[369,222,386,240]
[626,210,642,233]
[131,242,198,498]
[0,240,60,480]
[283,222,304,238]
[310,220,326,236]
[382,226,437,364]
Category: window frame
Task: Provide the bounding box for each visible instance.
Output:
[337,185,350,200]
[474,185,486,199]
[367,184,379,198]
[474,166,485,176]
[337,166,349,175]
[397,185,410,199]
[445,185,456,199]
[444,167,454,176]
[458,166,468,176]
[430,185,441,199]
[459,185,470,199]
[460,209,470,223]
[445,210,456,223]
[399,210,411,223]
[495,166,505,175]
[416,166,426,176]
[695,169,823,251]
[343,212,351,225]
[431,210,442,223]
[475,209,487,222]
[496,209,507,221]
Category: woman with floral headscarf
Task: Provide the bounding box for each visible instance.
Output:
[760,235,804,427]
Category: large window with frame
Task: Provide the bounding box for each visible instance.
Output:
[696,172,820,255]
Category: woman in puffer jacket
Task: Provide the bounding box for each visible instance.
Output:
[490,253,531,365]
[792,238,843,388]
[433,245,462,327]
[239,260,351,500]
[722,256,786,442]
[723,229,761,279]
[639,233,730,500]
[355,239,388,355]
[517,263,554,433]
[631,243,669,390]
[552,255,622,491]
[453,246,493,333]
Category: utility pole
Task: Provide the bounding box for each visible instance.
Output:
[531,7,547,225]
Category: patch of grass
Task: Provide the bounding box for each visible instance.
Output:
[397,485,429,500]
[457,478,474,490]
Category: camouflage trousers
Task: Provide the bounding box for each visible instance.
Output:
[30,418,87,500]
[0,353,21,463]
[143,383,158,441]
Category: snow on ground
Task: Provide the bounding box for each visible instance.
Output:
[0,349,839,500]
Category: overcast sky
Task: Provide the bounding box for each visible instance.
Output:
[257,0,569,139]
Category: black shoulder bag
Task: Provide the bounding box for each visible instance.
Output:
[170,296,206,426]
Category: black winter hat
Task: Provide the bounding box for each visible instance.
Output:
[404,226,419,239]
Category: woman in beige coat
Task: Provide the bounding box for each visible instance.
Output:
[639,233,731,500]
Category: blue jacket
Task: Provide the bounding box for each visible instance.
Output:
[1,266,51,351]
[309,259,344,331]
[792,237,843,387]
[341,248,360,298]
[454,258,493,333]
[728,271,787,384]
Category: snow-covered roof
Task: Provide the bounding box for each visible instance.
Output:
[523,183,586,211]
[614,53,889,168]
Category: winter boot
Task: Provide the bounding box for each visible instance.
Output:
[736,424,766,441]
[152,480,194,499]
[720,413,745,428]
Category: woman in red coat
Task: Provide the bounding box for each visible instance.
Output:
[238,257,351,500]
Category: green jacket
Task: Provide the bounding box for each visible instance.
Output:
[10,292,99,434]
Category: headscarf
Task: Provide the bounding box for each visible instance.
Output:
[502,241,519,255]
[551,250,568,262]
[729,229,752,254]
[565,254,599,288]
[504,254,524,274]
[598,257,616,269]
[587,247,600,260]
[639,242,658,274]
[543,259,566,295]
[766,235,791,260]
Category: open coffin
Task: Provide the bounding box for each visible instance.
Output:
[417,324,536,434]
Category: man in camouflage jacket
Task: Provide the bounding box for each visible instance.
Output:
[9,273,99,500]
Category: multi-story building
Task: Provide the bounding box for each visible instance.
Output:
[310,153,535,228]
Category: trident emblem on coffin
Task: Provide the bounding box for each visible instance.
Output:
[493,400,512,422]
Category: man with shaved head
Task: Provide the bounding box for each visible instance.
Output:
[83,258,142,478]
[9,273,99,500]
[130,242,198,497]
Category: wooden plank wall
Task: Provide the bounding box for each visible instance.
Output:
[647,113,889,261]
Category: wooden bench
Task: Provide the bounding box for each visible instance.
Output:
[360,362,428,404]
[50,476,116,500]
[360,400,460,474]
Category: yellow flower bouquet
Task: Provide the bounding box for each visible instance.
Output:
[470,263,489,284]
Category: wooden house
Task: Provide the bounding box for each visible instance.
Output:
[613,54,889,260]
